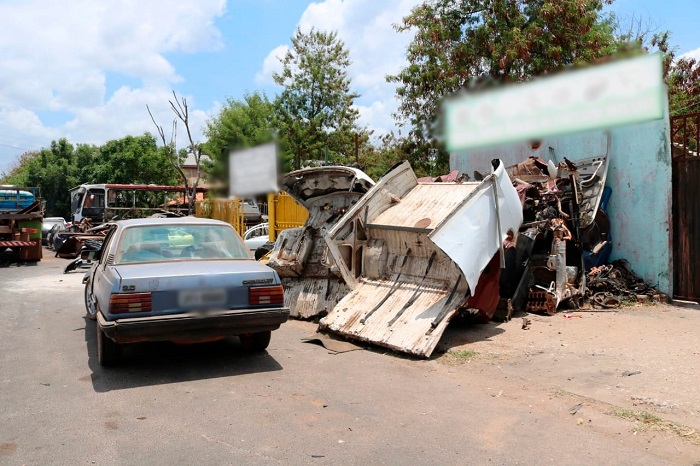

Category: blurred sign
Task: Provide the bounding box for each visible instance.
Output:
[444,53,665,152]
[229,143,279,198]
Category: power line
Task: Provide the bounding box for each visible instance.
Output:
[0,142,33,151]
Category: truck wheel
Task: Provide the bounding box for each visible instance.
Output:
[84,284,97,320]
[97,324,121,366]
[239,331,271,352]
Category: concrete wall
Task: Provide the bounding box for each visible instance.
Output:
[450,115,673,295]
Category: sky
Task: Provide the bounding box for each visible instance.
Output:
[0,0,698,175]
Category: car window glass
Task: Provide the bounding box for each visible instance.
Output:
[115,224,250,264]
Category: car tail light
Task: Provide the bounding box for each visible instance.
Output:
[249,285,284,305]
[110,292,152,313]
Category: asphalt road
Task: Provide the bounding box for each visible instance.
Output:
[0,253,693,465]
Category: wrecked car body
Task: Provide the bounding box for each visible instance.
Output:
[266,166,375,319]
[318,160,522,358]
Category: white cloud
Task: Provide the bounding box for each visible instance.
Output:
[0,0,225,171]
[256,45,290,85]
[61,85,210,148]
[256,0,420,136]
[680,47,700,61]
[356,101,397,137]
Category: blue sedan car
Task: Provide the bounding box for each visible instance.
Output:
[83,217,290,366]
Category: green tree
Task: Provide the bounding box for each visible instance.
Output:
[0,150,39,185]
[354,132,410,180]
[646,32,700,117]
[387,0,619,175]
[203,91,281,178]
[274,28,363,169]
[3,134,183,217]
[22,139,81,217]
[89,133,179,185]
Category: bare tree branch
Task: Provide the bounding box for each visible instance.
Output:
[147,102,193,213]
[164,91,206,214]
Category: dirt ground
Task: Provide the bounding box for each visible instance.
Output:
[433,303,700,462]
[3,252,700,464]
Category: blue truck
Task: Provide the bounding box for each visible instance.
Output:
[0,186,44,261]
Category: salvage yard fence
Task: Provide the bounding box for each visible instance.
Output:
[196,192,308,241]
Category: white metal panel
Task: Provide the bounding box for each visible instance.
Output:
[429,162,523,292]
[371,183,479,229]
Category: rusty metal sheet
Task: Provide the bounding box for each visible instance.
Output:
[282,277,350,319]
[319,278,466,358]
[321,160,522,357]
[371,183,479,230]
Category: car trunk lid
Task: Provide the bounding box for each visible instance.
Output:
[112,260,282,315]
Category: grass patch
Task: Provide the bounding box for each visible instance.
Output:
[442,349,480,362]
[448,349,479,359]
[609,407,662,425]
[551,387,569,397]
[608,407,700,445]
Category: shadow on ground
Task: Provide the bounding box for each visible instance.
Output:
[83,319,283,393]
[433,312,514,355]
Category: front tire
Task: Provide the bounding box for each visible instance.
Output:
[97,323,121,366]
[239,331,271,352]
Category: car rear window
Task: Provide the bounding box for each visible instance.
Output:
[115,224,251,264]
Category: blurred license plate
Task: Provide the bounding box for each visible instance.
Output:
[178,288,227,308]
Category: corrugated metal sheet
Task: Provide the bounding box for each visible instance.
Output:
[195,199,245,235]
[321,160,523,357]
[320,278,467,357]
[268,192,308,242]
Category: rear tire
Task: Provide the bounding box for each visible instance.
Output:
[97,323,121,366]
[84,283,97,320]
[239,331,271,352]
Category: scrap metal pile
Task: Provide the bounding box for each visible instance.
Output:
[502,151,660,315]
[503,154,611,315]
[317,160,522,357]
[587,259,664,308]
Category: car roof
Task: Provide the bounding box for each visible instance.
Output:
[111,217,232,228]
[44,217,65,221]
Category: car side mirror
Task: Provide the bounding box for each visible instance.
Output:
[81,250,97,261]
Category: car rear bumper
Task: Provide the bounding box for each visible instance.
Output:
[97,307,290,344]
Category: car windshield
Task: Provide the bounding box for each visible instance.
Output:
[115,224,251,264]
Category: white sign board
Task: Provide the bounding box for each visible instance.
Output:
[228,143,279,198]
[444,53,665,152]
